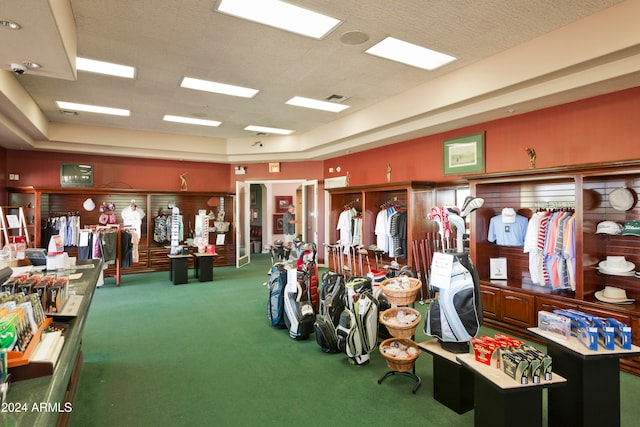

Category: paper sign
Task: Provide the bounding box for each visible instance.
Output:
[216,233,225,245]
[490,257,508,279]
[430,252,454,290]
[6,215,20,229]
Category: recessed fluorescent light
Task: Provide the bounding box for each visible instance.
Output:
[365,36,456,71]
[56,101,130,117]
[286,96,350,113]
[76,57,136,78]
[244,125,294,135]
[180,77,259,98]
[217,0,341,39]
[163,115,222,127]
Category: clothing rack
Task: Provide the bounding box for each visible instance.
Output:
[84,224,124,286]
[343,198,360,209]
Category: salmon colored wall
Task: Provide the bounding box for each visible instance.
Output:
[228,161,324,182]
[0,147,6,204]
[5,151,232,192]
[324,86,640,185]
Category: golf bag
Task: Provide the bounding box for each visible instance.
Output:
[284,266,316,340]
[425,252,482,352]
[336,276,379,365]
[296,242,320,313]
[313,271,346,353]
[267,263,288,329]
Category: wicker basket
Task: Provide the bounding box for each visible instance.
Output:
[380,277,422,305]
[379,307,422,339]
[379,338,421,372]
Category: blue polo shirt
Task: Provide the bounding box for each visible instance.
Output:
[488,214,528,246]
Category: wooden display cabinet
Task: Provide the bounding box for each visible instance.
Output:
[468,161,640,374]
[328,181,436,271]
[5,187,236,273]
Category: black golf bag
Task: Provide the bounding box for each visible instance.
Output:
[267,263,288,329]
[313,271,346,353]
[284,265,315,340]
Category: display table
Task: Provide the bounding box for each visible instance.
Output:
[456,353,566,427]
[167,254,191,285]
[1,259,103,427]
[417,340,473,414]
[192,253,217,282]
[528,327,640,427]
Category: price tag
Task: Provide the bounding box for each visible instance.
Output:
[430,252,454,290]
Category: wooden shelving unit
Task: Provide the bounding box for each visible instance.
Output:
[0,205,31,249]
[467,160,640,374]
[6,187,236,272]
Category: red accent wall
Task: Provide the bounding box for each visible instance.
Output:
[324,86,640,185]
[0,147,6,204]
[228,161,324,182]
[5,151,232,192]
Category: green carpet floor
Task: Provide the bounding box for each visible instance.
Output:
[69,254,640,426]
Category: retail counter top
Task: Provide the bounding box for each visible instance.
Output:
[1,259,102,427]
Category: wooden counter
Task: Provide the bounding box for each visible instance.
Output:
[0,259,102,427]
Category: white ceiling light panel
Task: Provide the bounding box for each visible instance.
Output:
[286,96,350,113]
[217,0,341,39]
[244,125,294,135]
[365,36,456,70]
[56,101,130,116]
[163,115,222,127]
[76,57,136,78]
[180,77,259,98]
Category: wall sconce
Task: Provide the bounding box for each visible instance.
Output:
[234,166,246,175]
[269,162,280,173]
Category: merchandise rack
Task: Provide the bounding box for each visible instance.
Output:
[377,277,422,393]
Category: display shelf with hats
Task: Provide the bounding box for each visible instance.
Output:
[6,187,237,278]
[467,161,640,375]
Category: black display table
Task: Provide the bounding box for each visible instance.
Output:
[418,340,473,414]
[528,327,640,427]
[456,353,566,427]
[168,254,191,285]
[192,253,217,282]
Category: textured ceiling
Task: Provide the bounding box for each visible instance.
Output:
[1,0,638,162]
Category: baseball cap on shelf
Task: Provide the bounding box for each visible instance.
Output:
[83,198,95,211]
[621,220,640,236]
[608,187,636,211]
[595,220,622,235]
[501,207,516,223]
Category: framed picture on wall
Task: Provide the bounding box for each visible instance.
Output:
[443,132,485,175]
[275,196,292,213]
[273,214,284,233]
[250,208,259,221]
[250,191,257,206]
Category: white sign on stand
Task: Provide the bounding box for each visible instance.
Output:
[170,206,181,251]
[430,252,454,290]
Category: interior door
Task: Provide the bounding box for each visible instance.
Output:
[302,179,318,245]
[235,180,250,267]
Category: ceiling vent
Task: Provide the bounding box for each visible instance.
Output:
[60,110,78,116]
[325,94,348,102]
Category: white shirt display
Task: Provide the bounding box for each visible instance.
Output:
[121,203,145,237]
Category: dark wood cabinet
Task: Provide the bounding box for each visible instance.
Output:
[327,181,436,272]
[6,187,236,272]
[479,284,501,320]
[468,162,640,374]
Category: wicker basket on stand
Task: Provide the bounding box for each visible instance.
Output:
[379,307,422,339]
[380,277,422,305]
[379,338,421,372]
